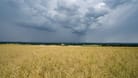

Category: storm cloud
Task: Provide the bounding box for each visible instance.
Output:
[0,0,138,42]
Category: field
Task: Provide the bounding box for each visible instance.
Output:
[0,44,138,78]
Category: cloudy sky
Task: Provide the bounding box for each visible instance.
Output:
[0,0,138,43]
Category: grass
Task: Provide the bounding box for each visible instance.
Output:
[0,44,138,78]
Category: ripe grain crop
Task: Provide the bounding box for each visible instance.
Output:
[0,44,138,78]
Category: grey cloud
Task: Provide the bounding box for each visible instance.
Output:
[86,8,107,19]
[14,0,111,34]
[85,1,138,42]
[17,23,56,32]
[0,0,138,42]
[104,0,134,8]
[0,0,19,21]
[56,2,79,16]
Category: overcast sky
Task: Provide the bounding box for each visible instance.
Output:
[0,0,138,43]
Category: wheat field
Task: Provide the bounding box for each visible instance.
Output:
[0,44,138,78]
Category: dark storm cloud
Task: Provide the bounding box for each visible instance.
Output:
[17,23,56,32]
[104,0,129,8]
[0,0,138,42]
[85,1,138,42]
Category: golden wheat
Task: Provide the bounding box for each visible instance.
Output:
[0,44,138,78]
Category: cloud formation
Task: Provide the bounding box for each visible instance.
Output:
[0,0,138,42]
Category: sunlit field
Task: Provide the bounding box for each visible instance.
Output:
[0,44,138,78]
